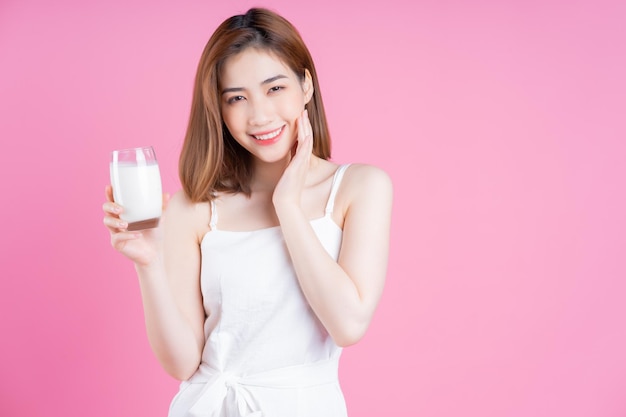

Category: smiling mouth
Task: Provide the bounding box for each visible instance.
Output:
[251,126,284,141]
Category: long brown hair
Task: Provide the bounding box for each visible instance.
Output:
[179,8,332,202]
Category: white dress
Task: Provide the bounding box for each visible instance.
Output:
[168,164,351,417]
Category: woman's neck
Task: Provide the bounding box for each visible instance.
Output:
[249,158,289,192]
[249,155,319,193]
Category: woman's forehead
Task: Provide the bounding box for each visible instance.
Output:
[220,48,297,88]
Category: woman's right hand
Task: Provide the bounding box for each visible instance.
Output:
[102,185,169,267]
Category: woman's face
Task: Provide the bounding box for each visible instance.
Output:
[220,48,313,164]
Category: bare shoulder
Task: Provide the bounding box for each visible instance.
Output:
[168,189,195,210]
[343,163,393,200]
[332,163,392,224]
[163,190,210,242]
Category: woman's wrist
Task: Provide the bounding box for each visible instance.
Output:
[274,200,304,221]
[134,253,165,275]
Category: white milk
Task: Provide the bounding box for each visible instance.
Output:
[110,162,162,225]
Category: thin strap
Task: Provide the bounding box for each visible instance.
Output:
[209,199,218,231]
[324,164,351,216]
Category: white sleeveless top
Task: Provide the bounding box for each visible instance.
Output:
[169,164,351,417]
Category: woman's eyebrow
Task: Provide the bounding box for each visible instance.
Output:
[221,74,289,94]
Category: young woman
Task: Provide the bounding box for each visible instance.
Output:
[103,8,392,417]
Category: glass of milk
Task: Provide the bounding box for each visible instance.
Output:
[110,146,163,231]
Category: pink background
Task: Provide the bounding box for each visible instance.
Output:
[1,0,625,416]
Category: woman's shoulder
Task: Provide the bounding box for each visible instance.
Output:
[333,163,392,216]
[168,189,209,211]
[327,162,392,232]
[342,163,393,193]
[164,190,211,240]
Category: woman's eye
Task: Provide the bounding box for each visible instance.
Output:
[268,86,284,93]
[227,96,245,104]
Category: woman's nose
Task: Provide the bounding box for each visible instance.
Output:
[247,98,273,126]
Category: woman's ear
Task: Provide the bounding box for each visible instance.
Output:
[303,69,314,105]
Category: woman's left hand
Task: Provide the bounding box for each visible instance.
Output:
[272,109,313,210]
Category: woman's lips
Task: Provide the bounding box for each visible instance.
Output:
[250,126,284,145]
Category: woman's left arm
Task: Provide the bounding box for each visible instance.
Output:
[276,163,392,346]
[274,111,392,346]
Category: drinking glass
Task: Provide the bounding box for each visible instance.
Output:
[109,146,163,231]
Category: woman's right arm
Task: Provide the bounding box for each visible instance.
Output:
[103,187,206,381]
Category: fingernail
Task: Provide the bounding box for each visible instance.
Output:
[118,221,127,228]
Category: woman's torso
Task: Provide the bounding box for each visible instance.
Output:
[169,162,351,417]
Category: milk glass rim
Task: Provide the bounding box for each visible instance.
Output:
[111,145,156,156]
[111,146,158,164]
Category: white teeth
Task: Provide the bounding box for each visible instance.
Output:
[253,127,282,141]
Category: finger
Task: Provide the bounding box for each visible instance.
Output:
[304,109,313,139]
[102,201,123,216]
[288,110,312,167]
[296,110,312,158]
[104,185,124,215]
[297,110,312,152]
[111,232,142,250]
[290,141,298,159]
[292,138,311,166]
[298,110,306,143]
[305,110,313,149]
[103,215,128,231]
[105,185,114,202]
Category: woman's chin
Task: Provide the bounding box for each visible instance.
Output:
[250,142,296,165]
[253,152,291,166]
